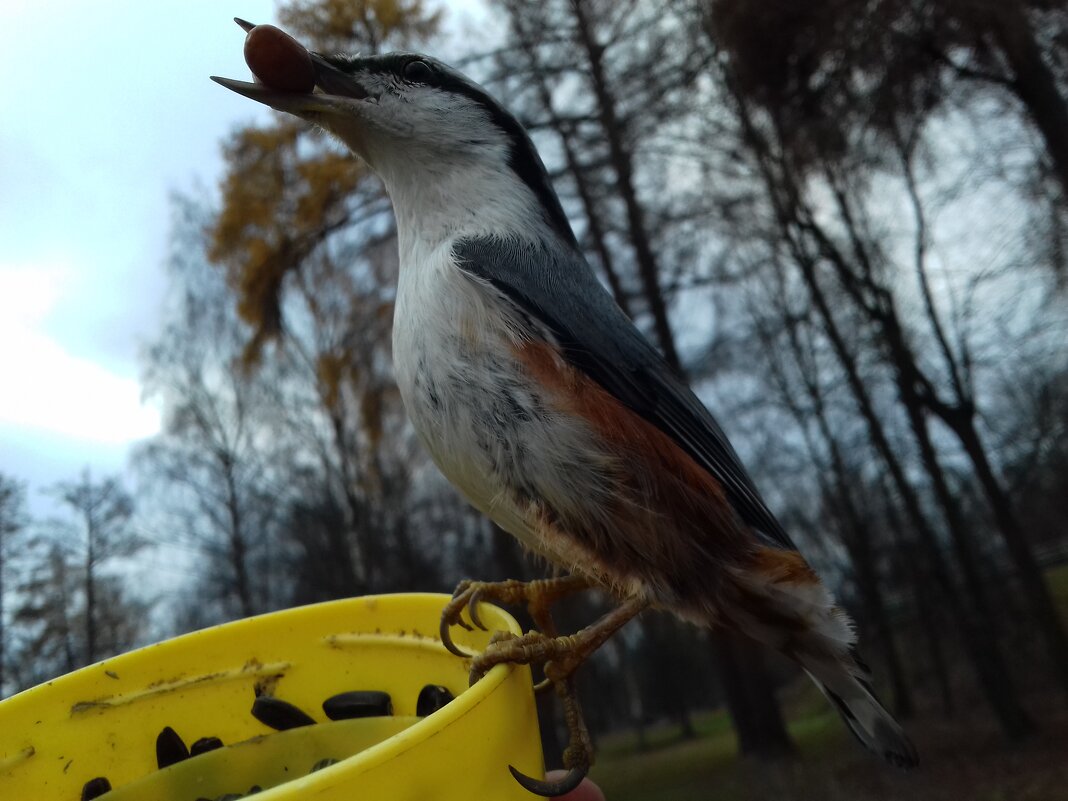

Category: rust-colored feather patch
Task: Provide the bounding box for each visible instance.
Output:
[513,339,755,607]
[515,340,727,502]
[749,545,820,585]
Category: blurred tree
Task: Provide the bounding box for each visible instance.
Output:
[633,613,718,740]
[6,471,147,689]
[49,469,142,665]
[748,278,913,717]
[0,474,27,694]
[1001,366,1068,558]
[205,0,448,607]
[702,6,1068,667]
[138,196,289,620]
[210,0,440,358]
[12,542,80,684]
[708,0,1068,203]
[279,0,441,54]
[728,83,1038,735]
[691,31,1050,732]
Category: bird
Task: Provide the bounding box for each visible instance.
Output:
[214,20,917,796]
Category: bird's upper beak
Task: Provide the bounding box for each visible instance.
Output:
[210,18,370,118]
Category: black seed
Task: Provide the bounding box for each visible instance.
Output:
[81,776,111,800]
[189,736,224,756]
[310,757,338,773]
[416,684,454,716]
[155,726,189,769]
[251,696,316,730]
[215,794,242,801]
[321,691,392,720]
[247,786,262,794]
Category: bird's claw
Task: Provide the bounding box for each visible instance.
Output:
[438,616,471,658]
[438,580,488,657]
[467,587,491,631]
[438,580,644,798]
[508,765,587,797]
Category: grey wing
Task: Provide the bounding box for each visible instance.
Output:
[454,236,797,552]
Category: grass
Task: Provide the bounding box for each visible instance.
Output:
[1046,562,1068,605]
[591,701,843,801]
[592,699,1068,801]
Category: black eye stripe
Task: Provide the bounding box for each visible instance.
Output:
[319,52,577,246]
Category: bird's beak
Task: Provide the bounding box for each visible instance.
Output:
[210,19,372,118]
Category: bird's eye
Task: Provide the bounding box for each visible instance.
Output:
[403,59,434,84]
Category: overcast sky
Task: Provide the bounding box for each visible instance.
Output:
[2,1,496,518]
[0,2,337,513]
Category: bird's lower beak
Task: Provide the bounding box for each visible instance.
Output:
[209,75,325,114]
[210,57,369,117]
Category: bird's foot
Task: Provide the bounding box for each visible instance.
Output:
[466,596,647,684]
[510,674,593,797]
[463,596,647,797]
[438,574,591,658]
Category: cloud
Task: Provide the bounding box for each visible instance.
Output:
[0,264,160,443]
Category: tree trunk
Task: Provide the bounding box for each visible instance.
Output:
[772,307,914,719]
[327,408,369,593]
[994,5,1068,201]
[85,516,96,665]
[817,171,1068,692]
[510,11,634,317]
[613,637,649,750]
[712,633,793,758]
[788,221,1032,736]
[741,135,1032,734]
[953,419,1068,692]
[881,484,954,716]
[0,545,6,694]
[898,393,1034,738]
[678,706,697,740]
[571,0,680,367]
[844,524,913,718]
[223,459,254,618]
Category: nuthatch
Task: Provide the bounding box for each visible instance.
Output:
[215,20,916,796]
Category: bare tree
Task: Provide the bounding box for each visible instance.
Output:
[50,469,141,664]
[138,195,290,620]
[12,542,80,684]
[747,276,913,717]
[705,60,1038,736]
[0,474,27,694]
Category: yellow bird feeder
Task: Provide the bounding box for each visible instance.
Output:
[0,593,543,800]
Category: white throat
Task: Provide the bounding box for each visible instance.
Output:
[375,150,550,267]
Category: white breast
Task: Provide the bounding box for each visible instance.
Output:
[392,240,541,547]
[383,154,617,566]
[390,237,618,566]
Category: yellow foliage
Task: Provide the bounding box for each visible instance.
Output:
[279,0,442,52]
[207,0,440,365]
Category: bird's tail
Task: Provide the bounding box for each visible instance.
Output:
[724,547,917,768]
[799,646,918,768]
